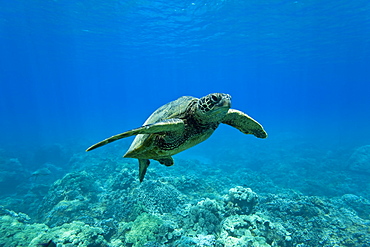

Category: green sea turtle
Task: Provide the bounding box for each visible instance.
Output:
[86,93,267,182]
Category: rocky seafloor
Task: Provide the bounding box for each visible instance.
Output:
[0,135,370,247]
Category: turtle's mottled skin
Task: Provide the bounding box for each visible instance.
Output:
[86,93,267,182]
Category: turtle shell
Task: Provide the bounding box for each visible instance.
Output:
[124,96,198,158]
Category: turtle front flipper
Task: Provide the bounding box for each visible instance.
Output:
[86,118,185,151]
[222,109,267,138]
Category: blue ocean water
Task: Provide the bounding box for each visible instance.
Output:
[1,0,369,147]
[1,0,370,246]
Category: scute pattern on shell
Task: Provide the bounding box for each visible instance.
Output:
[143,96,197,126]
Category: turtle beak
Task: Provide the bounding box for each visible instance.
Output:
[222,99,231,108]
[218,94,231,108]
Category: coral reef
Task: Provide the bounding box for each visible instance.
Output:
[226,186,259,214]
[1,138,370,246]
[124,213,165,246]
[38,171,99,227]
[129,180,185,216]
[0,158,28,195]
[347,145,370,174]
[0,209,109,247]
[185,198,224,235]
[218,214,289,247]
[262,192,370,246]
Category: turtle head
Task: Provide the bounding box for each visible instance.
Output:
[195,93,231,123]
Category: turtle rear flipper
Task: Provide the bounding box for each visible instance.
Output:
[138,159,150,182]
[86,118,185,151]
[157,156,174,166]
[222,109,267,138]
[139,157,173,182]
